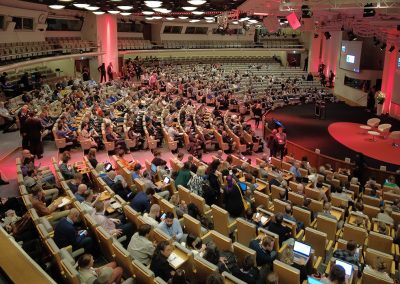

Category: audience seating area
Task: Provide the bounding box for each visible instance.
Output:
[118,39,154,50]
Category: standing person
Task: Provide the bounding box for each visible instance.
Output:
[25,111,44,159]
[107,62,113,81]
[253,103,263,129]
[98,63,106,83]
[328,70,335,87]
[267,129,278,158]
[18,105,29,149]
[303,57,308,71]
[223,175,244,218]
[366,86,376,113]
[274,127,287,160]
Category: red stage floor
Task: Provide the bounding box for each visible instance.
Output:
[328,122,400,166]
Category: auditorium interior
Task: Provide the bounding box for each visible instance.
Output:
[0,0,400,283]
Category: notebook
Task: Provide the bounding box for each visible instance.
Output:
[58,197,71,208]
[167,252,185,268]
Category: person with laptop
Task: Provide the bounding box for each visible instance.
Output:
[318,264,346,284]
[267,213,292,246]
[332,240,359,269]
[249,235,277,267]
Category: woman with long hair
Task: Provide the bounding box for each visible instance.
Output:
[150,241,175,282]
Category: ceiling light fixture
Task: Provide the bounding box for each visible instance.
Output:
[145,1,162,8]
[153,16,162,19]
[108,10,121,14]
[189,19,200,22]
[145,17,154,20]
[188,0,206,5]
[120,12,132,16]
[192,11,204,15]
[117,6,133,10]
[239,17,250,22]
[166,17,175,20]
[85,6,100,11]
[93,11,105,15]
[142,11,154,15]
[206,20,214,23]
[182,6,197,11]
[49,5,65,9]
[153,8,171,13]
[178,16,188,19]
[204,16,214,20]
[73,3,90,8]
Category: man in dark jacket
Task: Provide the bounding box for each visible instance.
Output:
[249,235,276,267]
[54,209,93,253]
[267,212,292,246]
[25,111,44,159]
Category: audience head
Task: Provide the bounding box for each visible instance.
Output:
[182,161,191,171]
[77,183,88,194]
[138,224,152,237]
[61,151,71,163]
[196,165,206,176]
[107,170,117,180]
[149,204,160,217]
[297,183,305,194]
[73,172,83,183]
[77,253,94,269]
[203,242,220,264]
[171,269,187,284]
[323,202,332,212]
[275,212,284,224]
[177,152,184,161]
[328,264,346,284]
[134,163,142,172]
[285,204,292,215]
[186,234,203,250]
[261,236,274,251]
[242,255,256,272]
[375,256,388,272]
[164,212,175,227]
[68,208,80,223]
[145,187,155,197]
[154,241,173,259]
[94,201,105,213]
[346,240,357,253]
[206,272,224,284]
[266,272,279,284]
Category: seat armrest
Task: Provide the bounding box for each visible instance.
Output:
[313,256,323,273]
[278,242,288,255]
[117,235,127,243]
[72,248,85,258]
[326,240,334,253]
[295,229,304,240]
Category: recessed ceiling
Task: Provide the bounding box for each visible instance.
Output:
[24,0,246,14]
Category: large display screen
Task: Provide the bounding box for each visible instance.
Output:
[339,40,363,72]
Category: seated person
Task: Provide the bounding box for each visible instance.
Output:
[332,240,359,267]
[184,234,206,256]
[279,245,308,282]
[363,256,394,283]
[130,188,154,213]
[59,151,76,180]
[249,235,277,267]
[158,212,185,242]
[320,202,344,229]
[67,173,83,193]
[77,253,123,284]
[267,213,292,246]
[142,204,161,227]
[377,206,394,225]
[289,162,302,180]
[127,224,155,265]
[74,184,88,203]
[150,241,175,282]
[320,264,346,284]
[54,209,93,253]
[93,201,134,240]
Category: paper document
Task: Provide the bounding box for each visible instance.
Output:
[58,197,70,208]
[168,252,185,268]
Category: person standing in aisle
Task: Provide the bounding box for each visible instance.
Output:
[98,63,106,83]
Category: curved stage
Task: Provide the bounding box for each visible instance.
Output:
[266,102,400,170]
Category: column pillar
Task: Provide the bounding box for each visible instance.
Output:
[308,32,322,74]
[381,43,400,118]
[96,14,119,77]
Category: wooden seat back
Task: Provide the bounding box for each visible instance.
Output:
[132,259,155,284]
[305,227,328,259]
[183,214,202,237]
[316,215,338,241]
[236,218,256,246]
[273,259,300,284]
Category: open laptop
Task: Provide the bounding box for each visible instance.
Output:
[307,276,323,284]
[293,241,311,264]
[151,163,157,174]
[336,259,353,279]
[238,182,247,192]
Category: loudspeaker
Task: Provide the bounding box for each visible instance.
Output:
[286,12,301,30]
[397,25,400,31]
[263,16,280,33]
[5,21,16,32]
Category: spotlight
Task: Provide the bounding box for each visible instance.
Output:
[388,46,395,52]
[324,32,331,40]
[363,3,376,17]
[301,5,312,18]
[314,33,319,38]
[380,43,386,51]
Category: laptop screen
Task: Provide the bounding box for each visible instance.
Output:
[151,163,157,173]
[238,182,247,192]
[336,260,353,277]
[307,276,323,284]
[293,241,311,257]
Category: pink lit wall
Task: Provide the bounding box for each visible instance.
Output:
[96,14,119,74]
[381,43,400,119]
[308,32,322,73]
[320,31,341,77]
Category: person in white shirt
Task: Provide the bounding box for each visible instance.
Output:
[80,190,99,216]
[93,201,134,240]
[127,224,155,265]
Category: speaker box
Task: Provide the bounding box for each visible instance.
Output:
[286,12,301,30]
[263,16,280,33]
[5,22,16,32]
